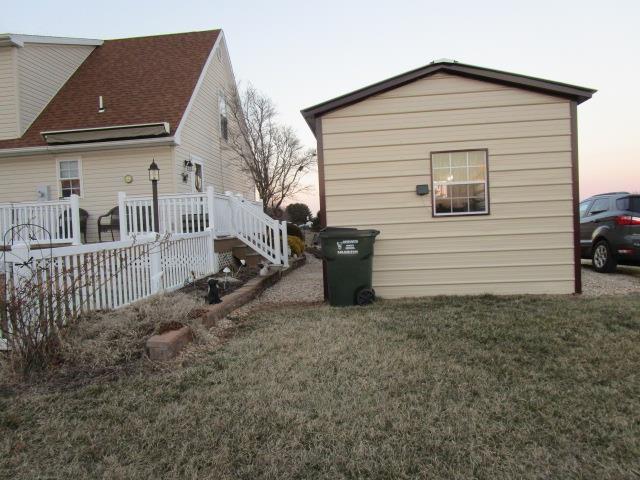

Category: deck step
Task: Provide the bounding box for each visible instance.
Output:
[214,236,244,253]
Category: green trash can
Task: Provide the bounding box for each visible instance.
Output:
[320,227,380,306]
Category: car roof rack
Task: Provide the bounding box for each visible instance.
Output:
[592,192,630,197]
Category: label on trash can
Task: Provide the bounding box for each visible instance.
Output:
[336,239,358,255]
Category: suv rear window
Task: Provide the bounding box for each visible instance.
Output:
[617,196,640,213]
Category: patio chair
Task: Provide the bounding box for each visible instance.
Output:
[97,205,153,241]
[58,208,89,243]
[97,206,120,242]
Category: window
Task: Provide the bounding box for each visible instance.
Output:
[219,93,228,141]
[588,198,609,215]
[57,159,81,198]
[579,201,592,217]
[193,161,203,193]
[617,196,640,213]
[431,150,488,216]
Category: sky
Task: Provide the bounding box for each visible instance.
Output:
[3,0,639,212]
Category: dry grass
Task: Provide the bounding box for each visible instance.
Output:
[2,294,640,478]
[1,292,212,386]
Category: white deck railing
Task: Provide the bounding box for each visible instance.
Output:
[119,187,287,266]
[0,195,81,246]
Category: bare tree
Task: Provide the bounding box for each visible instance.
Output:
[227,85,316,212]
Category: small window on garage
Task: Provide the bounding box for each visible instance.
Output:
[431,150,488,216]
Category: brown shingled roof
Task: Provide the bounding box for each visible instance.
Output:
[0,29,220,149]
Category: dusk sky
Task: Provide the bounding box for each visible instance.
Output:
[3,0,639,212]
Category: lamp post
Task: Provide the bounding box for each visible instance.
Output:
[148,159,160,233]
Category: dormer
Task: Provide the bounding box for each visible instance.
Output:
[0,34,102,140]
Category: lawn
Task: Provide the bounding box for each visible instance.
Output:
[2,294,639,479]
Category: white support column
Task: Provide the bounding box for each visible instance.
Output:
[118,192,128,240]
[70,194,81,245]
[206,186,215,234]
[207,228,217,273]
[149,243,163,294]
[280,220,289,267]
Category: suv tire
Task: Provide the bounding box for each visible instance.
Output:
[592,240,617,273]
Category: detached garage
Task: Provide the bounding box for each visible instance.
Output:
[301,60,595,298]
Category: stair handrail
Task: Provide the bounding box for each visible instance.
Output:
[227,194,288,266]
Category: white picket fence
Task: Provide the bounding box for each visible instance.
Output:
[1,231,216,319]
[120,187,288,266]
[0,195,81,246]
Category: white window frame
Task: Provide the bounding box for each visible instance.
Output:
[56,157,83,199]
[431,149,489,217]
[190,155,205,193]
[218,91,228,142]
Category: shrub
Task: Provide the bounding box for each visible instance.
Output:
[285,203,312,224]
[287,235,305,256]
[287,222,304,240]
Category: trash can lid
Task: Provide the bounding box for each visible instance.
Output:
[319,228,380,239]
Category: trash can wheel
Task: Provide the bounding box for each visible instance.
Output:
[356,287,376,306]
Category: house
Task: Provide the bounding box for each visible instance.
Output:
[302,60,595,297]
[0,30,254,242]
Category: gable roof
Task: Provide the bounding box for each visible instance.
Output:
[301,60,596,135]
[0,29,220,150]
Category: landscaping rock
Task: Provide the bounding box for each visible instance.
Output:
[146,325,193,361]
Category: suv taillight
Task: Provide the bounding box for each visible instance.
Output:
[615,215,640,225]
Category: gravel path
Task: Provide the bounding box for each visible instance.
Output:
[581,262,640,296]
[233,254,324,316]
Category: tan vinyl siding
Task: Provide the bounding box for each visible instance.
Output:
[320,72,575,297]
[0,47,19,140]
[175,37,254,199]
[17,44,94,134]
[0,145,174,242]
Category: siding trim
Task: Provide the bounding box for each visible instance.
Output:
[301,61,595,134]
[316,117,328,299]
[375,261,573,272]
[323,134,570,151]
[325,165,571,182]
[570,101,582,294]
[351,229,573,241]
[375,245,573,256]
[374,278,574,288]
[328,197,572,213]
[325,100,568,120]
[325,116,570,136]
[325,181,573,197]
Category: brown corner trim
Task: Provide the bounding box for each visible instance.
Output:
[570,101,582,294]
[316,117,329,300]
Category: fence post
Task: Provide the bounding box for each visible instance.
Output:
[118,192,128,240]
[149,241,162,294]
[207,228,217,273]
[226,192,237,236]
[206,186,215,233]
[280,220,289,267]
[70,194,81,245]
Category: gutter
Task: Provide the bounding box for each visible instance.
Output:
[0,136,177,158]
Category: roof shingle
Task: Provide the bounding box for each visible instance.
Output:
[0,29,220,149]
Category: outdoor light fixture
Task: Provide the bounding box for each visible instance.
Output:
[148,159,160,182]
[148,159,160,232]
[181,159,193,183]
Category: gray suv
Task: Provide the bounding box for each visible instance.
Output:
[580,192,640,272]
